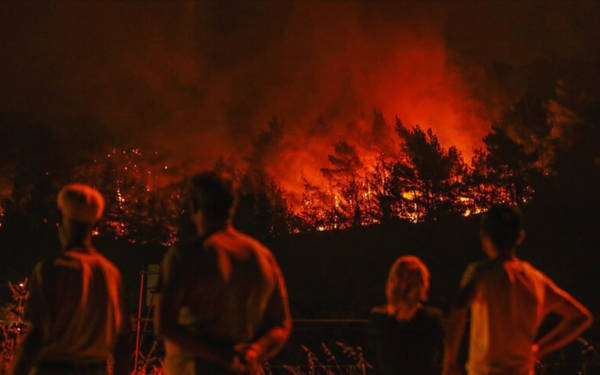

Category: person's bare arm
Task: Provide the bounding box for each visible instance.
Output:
[534,280,593,359]
[237,262,292,365]
[443,307,468,375]
[443,263,479,375]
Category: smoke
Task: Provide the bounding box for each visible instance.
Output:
[1,1,599,196]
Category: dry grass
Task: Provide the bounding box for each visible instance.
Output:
[0,279,28,375]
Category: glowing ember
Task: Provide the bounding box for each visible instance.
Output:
[106,220,128,237]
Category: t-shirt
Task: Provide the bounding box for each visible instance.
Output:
[460,257,574,375]
[25,248,123,363]
[369,305,444,375]
[156,226,290,375]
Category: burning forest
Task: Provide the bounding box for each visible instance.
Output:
[0,95,581,245]
[1,2,598,245]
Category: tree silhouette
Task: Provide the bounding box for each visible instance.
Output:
[320,141,366,228]
[394,118,467,220]
[483,125,537,205]
[234,169,290,241]
[235,117,291,240]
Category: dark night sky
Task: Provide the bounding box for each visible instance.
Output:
[1,1,599,193]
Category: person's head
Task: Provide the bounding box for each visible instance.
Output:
[480,204,525,259]
[385,255,430,315]
[188,172,235,235]
[57,184,104,250]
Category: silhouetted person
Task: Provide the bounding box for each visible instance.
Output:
[369,255,444,375]
[443,204,593,375]
[11,184,127,375]
[154,172,292,375]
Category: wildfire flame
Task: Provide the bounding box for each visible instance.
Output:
[67,121,530,242]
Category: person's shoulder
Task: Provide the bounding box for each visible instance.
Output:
[223,227,276,258]
[31,253,82,282]
[511,258,554,284]
[512,257,542,273]
[48,252,82,270]
[230,227,270,250]
[419,305,444,320]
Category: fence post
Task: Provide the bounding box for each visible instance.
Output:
[134,271,145,374]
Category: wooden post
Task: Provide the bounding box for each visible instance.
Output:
[134,271,145,374]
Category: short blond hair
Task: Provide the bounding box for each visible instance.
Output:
[386,255,430,309]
